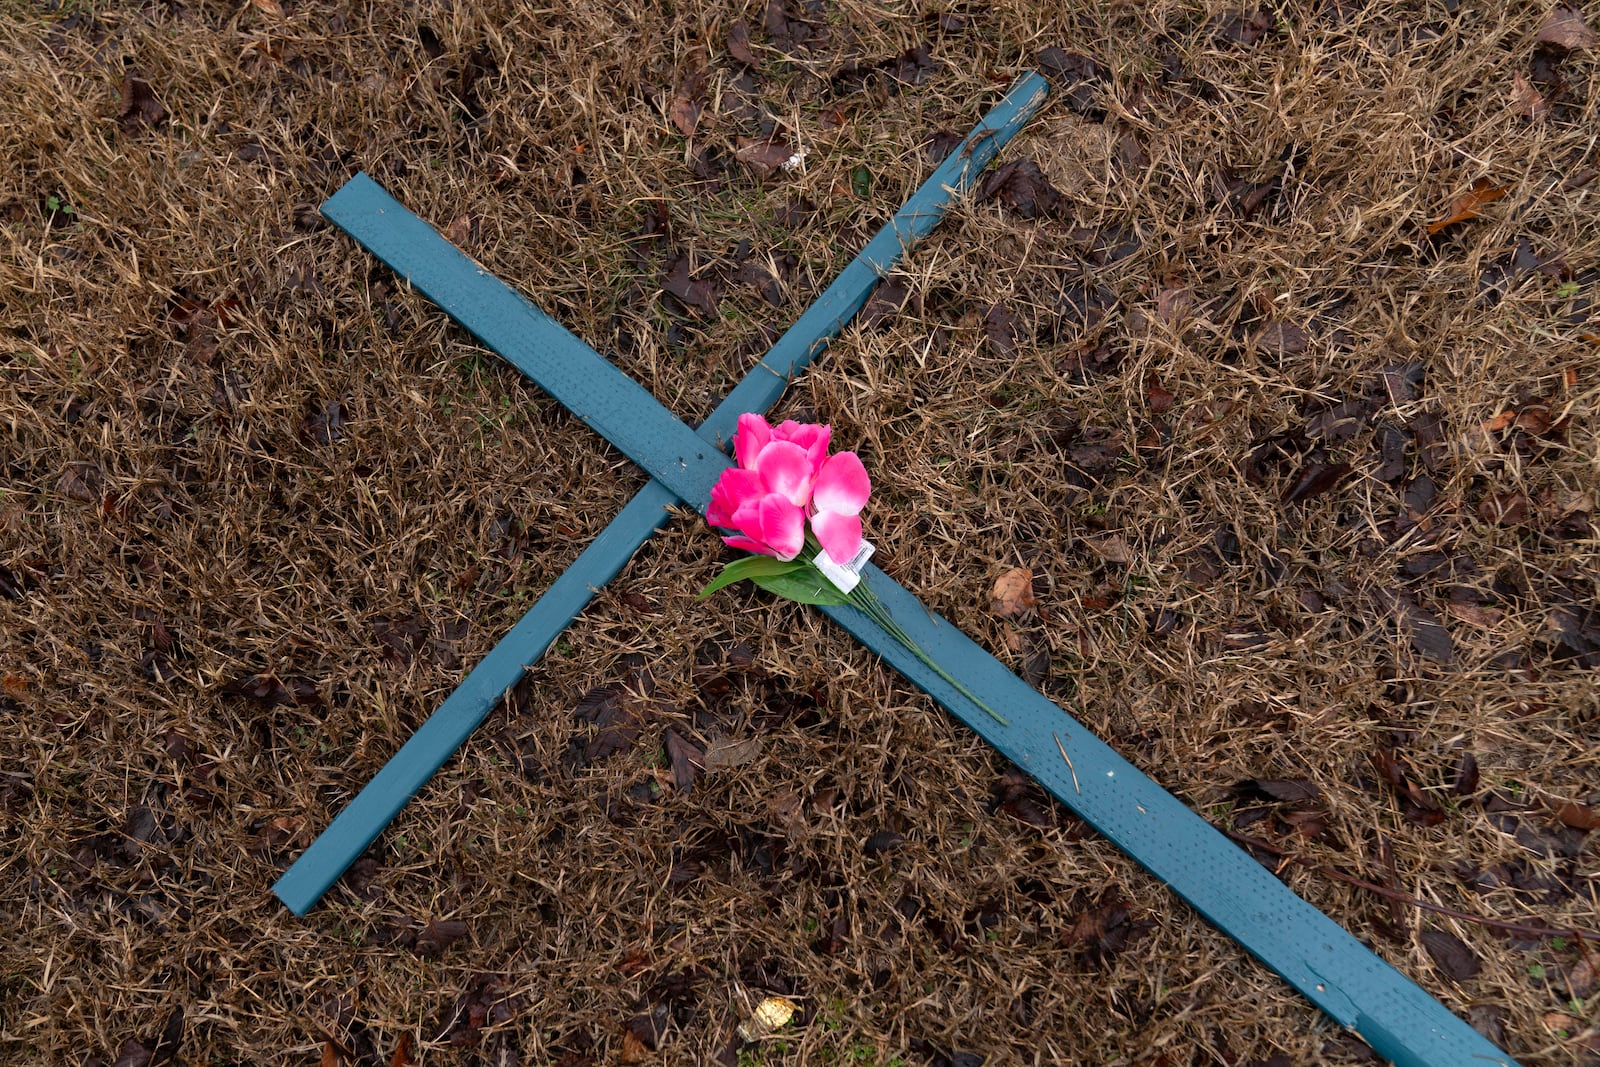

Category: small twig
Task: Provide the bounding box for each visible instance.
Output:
[1224,829,1596,944]
[1053,733,1080,795]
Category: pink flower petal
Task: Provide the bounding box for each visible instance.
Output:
[706,468,763,527]
[722,534,775,557]
[812,451,870,515]
[755,440,817,507]
[734,414,772,469]
[810,510,863,564]
[729,495,764,533]
[756,495,805,560]
[776,421,831,469]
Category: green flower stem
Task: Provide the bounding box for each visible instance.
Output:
[844,579,1009,728]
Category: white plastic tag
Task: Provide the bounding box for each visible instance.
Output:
[814,539,874,594]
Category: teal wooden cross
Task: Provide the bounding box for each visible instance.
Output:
[272,74,1516,1067]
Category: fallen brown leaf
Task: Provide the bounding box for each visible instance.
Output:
[663,728,703,791]
[1253,320,1310,355]
[1427,178,1507,235]
[1372,587,1455,665]
[1481,409,1517,433]
[1088,534,1134,564]
[1446,601,1503,628]
[1553,800,1600,830]
[734,138,795,178]
[443,214,475,246]
[250,0,286,15]
[727,20,757,65]
[702,735,762,771]
[1419,928,1481,980]
[1536,5,1597,50]
[667,93,701,137]
[1512,72,1549,119]
[119,73,169,131]
[1280,461,1352,505]
[389,1032,414,1067]
[1156,286,1192,325]
[990,567,1036,617]
[620,1027,651,1065]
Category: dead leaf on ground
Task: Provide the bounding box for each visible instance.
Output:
[727,21,757,64]
[1145,377,1176,413]
[668,91,701,137]
[1371,744,1447,824]
[1253,320,1310,355]
[990,567,1036,617]
[661,256,720,316]
[663,728,703,791]
[58,461,103,501]
[1063,896,1153,964]
[1566,956,1599,998]
[733,137,794,178]
[302,400,346,445]
[619,1027,651,1065]
[220,673,321,706]
[1512,72,1550,119]
[442,214,476,246]
[977,159,1064,219]
[768,788,802,828]
[1372,586,1455,664]
[1427,178,1508,235]
[1156,286,1192,325]
[112,1039,154,1067]
[1088,535,1134,564]
[1280,461,1351,505]
[119,73,167,131]
[702,735,762,771]
[1552,800,1600,830]
[983,303,1018,359]
[411,918,470,957]
[1237,778,1323,804]
[1478,491,1530,526]
[1481,409,1517,434]
[857,278,908,330]
[1209,8,1273,46]
[1536,5,1597,50]
[249,0,286,15]
[389,1032,415,1067]
[864,829,906,854]
[1419,929,1481,980]
[1446,601,1503,628]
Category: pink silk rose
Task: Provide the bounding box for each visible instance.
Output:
[706,415,871,564]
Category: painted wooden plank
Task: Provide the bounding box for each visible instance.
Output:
[276,82,1516,1067]
[272,73,1050,916]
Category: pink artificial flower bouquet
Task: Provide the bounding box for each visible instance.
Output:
[706,414,870,566]
[699,414,1006,725]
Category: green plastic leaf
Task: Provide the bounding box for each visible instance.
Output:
[698,554,806,599]
[750,566,850,606]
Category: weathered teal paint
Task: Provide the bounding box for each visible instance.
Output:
[273,73,1050,917]
[273,73,1518,1067]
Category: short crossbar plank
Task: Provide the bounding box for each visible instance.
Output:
[271,73,1049,916]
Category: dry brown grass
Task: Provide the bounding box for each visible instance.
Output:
[2,0,1597,1064]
